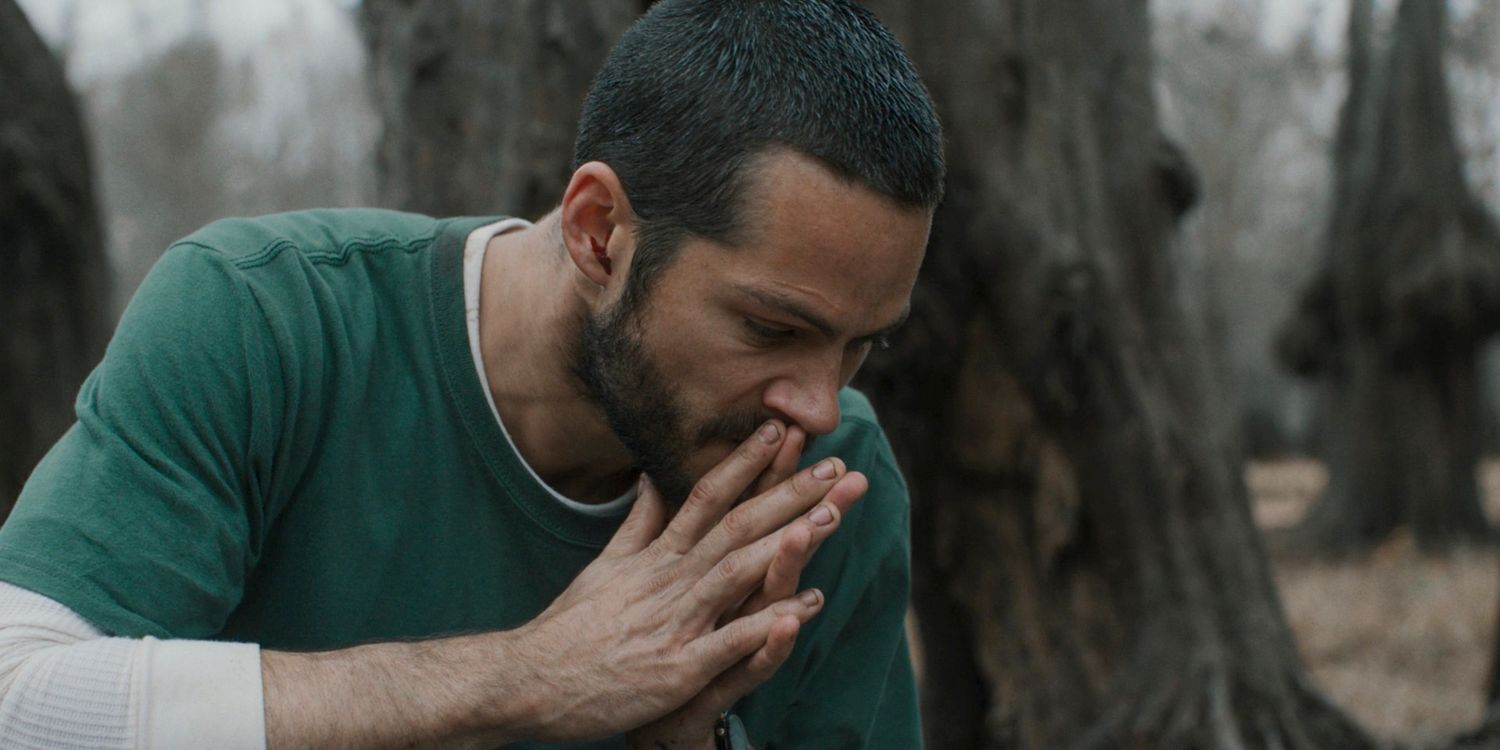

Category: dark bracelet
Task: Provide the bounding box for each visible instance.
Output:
[714,712,732,750]
[714,712,748,750]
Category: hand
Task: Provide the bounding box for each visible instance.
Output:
[499,421,868,744]
[627,426,869,749]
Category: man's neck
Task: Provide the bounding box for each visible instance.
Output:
[477,212,637,503]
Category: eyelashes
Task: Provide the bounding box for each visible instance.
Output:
[743,318,798,345]
[743,318,891,351]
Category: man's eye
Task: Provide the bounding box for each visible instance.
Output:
[744,319,796,344]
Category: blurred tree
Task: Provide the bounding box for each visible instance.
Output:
[83,3,377,312]
[1155,0,1336,458]
[1278,0,1500,554]
[98,33,226,308]
[359,0,640,217]
[0,0,109,519]
[856,1,1374,747]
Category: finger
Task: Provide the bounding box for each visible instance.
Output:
[695,476,860,623]
[739,477,858,612]
[687,590,822,684]
[728,518,816,624]
[687,614,802,719]
[601,473,668,558]
[687,474,864,621]
[658,420,785,553]
[819,469,867,519]
[688,462,859,572]
[752,522,813,614]
[752,425,805,497]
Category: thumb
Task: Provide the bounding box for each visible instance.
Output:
[601,474,668,558]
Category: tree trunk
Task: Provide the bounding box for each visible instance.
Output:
[856,2,1374,747]
[358,0,640,217]
[1279,0,1500,554]
[0,0,109,519]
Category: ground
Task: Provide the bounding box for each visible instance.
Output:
[1253,459,1500,746]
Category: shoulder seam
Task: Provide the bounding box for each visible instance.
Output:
[171,227,441,271]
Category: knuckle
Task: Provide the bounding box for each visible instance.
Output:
[747,653,778,679]
[642,567,677,597]
[789,468,821,497]
[717,507,752,543]
[688,475,722,506]
[726,619,761,653]
[636,539,665,564]
[719,621,749,653]
[784,524,811,552]
[712,552,743,586]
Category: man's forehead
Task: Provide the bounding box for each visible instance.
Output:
[736,149,927,228]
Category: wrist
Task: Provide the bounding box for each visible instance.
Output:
[450,628,546,745]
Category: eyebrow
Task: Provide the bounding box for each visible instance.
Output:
[735,284,910,343]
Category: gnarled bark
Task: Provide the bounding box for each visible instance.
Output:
[359,0,640,217]
[858,2,1375,747]
[1278,0,1500,554]
[0,0,109,519]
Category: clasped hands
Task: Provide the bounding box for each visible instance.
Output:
[506,419,868,748]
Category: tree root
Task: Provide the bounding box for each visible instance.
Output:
[1063,652,1381,750]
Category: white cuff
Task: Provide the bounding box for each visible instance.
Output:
[141,637,265,750]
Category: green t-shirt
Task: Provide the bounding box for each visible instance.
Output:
[0,209,919,749]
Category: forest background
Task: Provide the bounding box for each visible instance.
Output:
[7,0,1500,748]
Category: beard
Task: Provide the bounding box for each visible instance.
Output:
[570,290,772,507]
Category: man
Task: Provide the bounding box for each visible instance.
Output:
[0,0,944,747]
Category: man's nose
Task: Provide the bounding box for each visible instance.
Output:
[763,370,842,437]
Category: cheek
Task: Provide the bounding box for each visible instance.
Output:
[678,358,772,415]
[643,323,774,406]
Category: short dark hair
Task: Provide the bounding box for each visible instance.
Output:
[574,0,945,302]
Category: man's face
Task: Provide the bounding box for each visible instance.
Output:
[573,151,931,505]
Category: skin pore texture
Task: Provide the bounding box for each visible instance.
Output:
[260,150,932,750]
[479,149,931,505]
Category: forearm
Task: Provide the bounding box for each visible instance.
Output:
[262,630,538,750]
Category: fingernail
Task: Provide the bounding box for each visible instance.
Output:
[800,589,821,607]
[809,504,834,526]
[812,459,837,479]
[637,473,651,493]
[758,421,781,444]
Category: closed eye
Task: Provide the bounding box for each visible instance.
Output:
[744,318,798,345]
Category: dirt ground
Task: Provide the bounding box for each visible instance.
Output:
[1252,459,1500,746]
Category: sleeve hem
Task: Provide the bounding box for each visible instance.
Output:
[140,638,265,750]
[0,552,172,639]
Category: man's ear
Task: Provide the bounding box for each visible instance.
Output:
[559,161,636,290]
